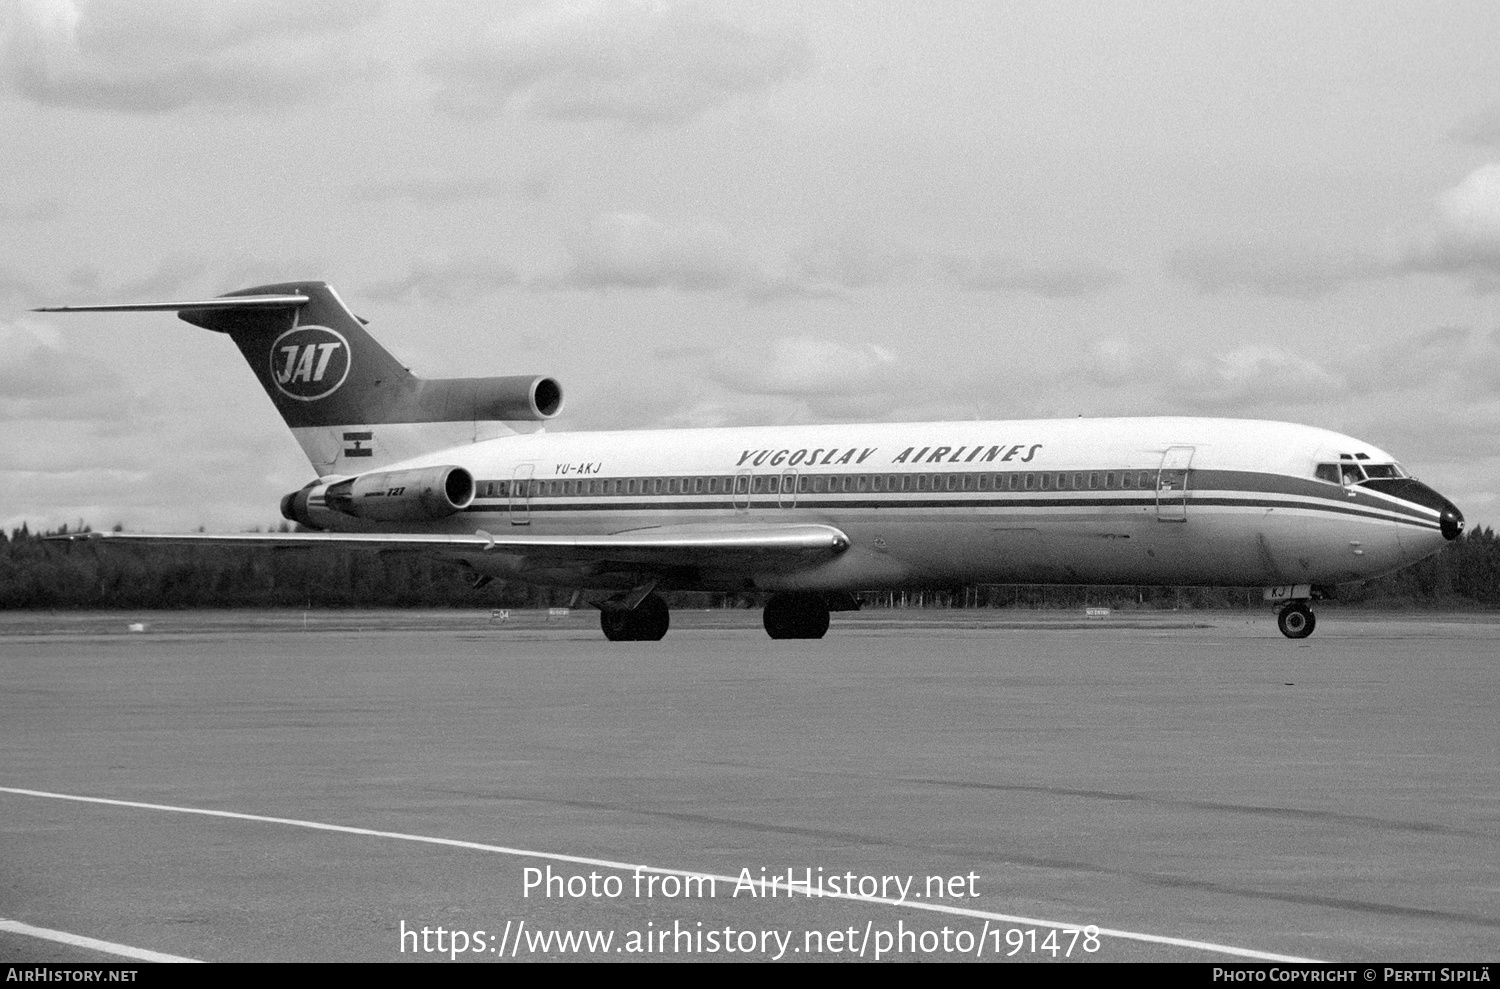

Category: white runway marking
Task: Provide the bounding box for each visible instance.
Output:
[0,917,200,963]
[2,785,1320,963]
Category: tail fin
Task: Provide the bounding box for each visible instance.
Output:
[35,281,562,475]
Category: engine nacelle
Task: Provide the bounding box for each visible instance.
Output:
[323,465,475,523]
[414,375,564,421]
[280,482,339,530]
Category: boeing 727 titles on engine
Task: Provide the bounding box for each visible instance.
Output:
[36,282,1465,640]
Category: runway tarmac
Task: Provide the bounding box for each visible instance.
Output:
[2,607,1497,963]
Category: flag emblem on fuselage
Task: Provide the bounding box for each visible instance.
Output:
[343,431,373,458]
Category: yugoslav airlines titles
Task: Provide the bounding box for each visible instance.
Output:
[735,443,1044,469]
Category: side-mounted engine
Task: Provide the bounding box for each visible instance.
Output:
[281,465,474,528]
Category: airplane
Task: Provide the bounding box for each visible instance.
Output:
[35,281,1465,641]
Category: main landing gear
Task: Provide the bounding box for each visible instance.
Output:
[596,590,845,641]
[1276,601,1317,639]
[762,593,831,640]
[599,593,669,641]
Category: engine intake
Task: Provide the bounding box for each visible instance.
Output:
[323,466,475,523]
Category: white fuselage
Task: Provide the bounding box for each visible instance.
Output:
[311,416,1453,593]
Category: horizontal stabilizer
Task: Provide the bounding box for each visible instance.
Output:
[32,294,309,313]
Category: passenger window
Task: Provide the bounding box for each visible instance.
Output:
[1040,473,1051,491]
[872,475,883,492]
[1089,472,1098,489]
[768,475,780,493]
[1025,473,1035,490]
[734,475,748,494]
[1104,472,1114,489]
[916,475,928,492]
[1140,471,1152,488]
[962,474,974,491]
[900,475,911,492]
[857,475,869,492]
[1074,472,1083,489]
[842,475,853,492]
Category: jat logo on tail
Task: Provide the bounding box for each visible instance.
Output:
[269,326,351,401]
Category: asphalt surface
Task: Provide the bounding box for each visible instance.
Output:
[2,607,1497,963]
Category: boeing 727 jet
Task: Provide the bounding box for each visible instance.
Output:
[37,282,1465,640]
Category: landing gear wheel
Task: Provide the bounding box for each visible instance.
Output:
[631,593,670,641]
[600,608,633,641]
[763,593,831,639]
[1277,602,1316,639]
[600,593,671,641]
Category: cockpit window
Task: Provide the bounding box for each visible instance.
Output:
[1315,464,1340,484]
[1340,464,1365,485]
[1362,464,1404,479]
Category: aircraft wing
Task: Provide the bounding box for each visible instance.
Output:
[45,523,850,579]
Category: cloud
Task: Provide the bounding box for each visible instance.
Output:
[1168,164,1500,297]
[1172,345,1347,410]
[0,266,44,305]
[365,212,1123,302]
[0,318,114,410]
[423,0,811,126]
[700,336,898,398]
[1450,106,1500,146]
[357,174,506,205]
[937,252,1122,298]
[2,0,387,113]
[361,259,524,303]
[554,211,756,291]
[1166,243,1390,298]
[0,198,64,224]
[1399,163,1500,291]
[1,257,208,308]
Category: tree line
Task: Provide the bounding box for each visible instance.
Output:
[2,523,1497,611]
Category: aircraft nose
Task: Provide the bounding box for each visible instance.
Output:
[1440,504,1465,541]
[1366,478,1463,542]
[1409,481,1464,541]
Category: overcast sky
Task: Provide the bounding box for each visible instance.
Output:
[3,0,1500,534]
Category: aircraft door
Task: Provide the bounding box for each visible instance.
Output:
[734,470,751,513]
[510,463,534,525]
[779,469,798,508]
[1156,446,1194,522]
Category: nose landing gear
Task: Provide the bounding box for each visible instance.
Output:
[1277,601,1316,639]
